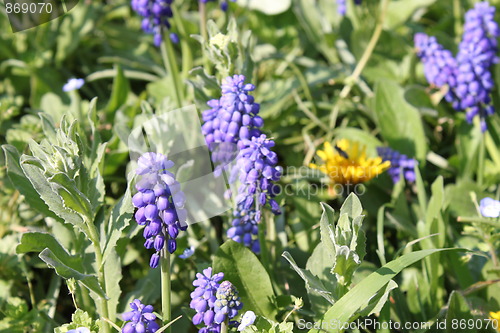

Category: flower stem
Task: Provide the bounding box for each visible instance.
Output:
[478,132,485,186]
[161,246,172,333]
[220,319,229,333]
[199,2,211,74]
[258,219,270,273]
[87,222,110,333]
[160,30,184,108]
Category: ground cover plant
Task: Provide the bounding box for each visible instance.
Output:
[0,0,500,332]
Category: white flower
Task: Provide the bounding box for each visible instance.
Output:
[237,311,256,331]
[67,327,90,333]
[480,197,500,218]
[63,78,85,92]
[179,246,195,259]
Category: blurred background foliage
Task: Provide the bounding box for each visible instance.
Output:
[0,0,499,331]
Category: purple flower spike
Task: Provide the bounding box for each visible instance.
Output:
[377,147,417,184]
[132,152,187,268]
[122,299,160,333]
[131,0,178,46]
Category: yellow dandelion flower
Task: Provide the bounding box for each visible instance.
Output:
[310,139,390,185]
[490,311,500,332]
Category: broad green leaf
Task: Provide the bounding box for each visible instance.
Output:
[106,65,130,113]
[38,248,107,299]
[319,203,336,255]
[374,80,427,161]
[445,291,477,333]
[282,251,335,305]
[306,243,338,314]
[2,144,58,219]
[102,249,122,322]
[308,248,465,333]
[20,158,89,237]
[339,193,363,219]
[101,189,133,266]
[213,241,277,319]
[358,280,398,317]
[385,0,437,28]
[16,232,82,271]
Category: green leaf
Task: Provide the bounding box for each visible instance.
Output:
[1,144,58,219]
[19,158,89,237]
[213,241,277,319]
[445,291,476,333]
[319,203,336,255]
[38,248,107,299]
[282,251,335,304]
[308,248,465,333]
[385,0,437,28]
[106,65,130,113]
[101,189,133,266]
[16,232,82,270]
[374,80,427,160]
[339,193,363,219]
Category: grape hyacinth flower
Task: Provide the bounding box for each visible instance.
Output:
[132,152,187,268]
[202,75,264,175]
[377,147,416,183]
[479,197,500,218]
[214,281,243,324]
[202,75,263,150]
[190,267,225,332]
[226,135,281,253]
[454,1,499,132]
[122,299,160,333]
[131,0,178,46]
[226,206,260,254]
[235,134,281,215]
[414,33,458,104]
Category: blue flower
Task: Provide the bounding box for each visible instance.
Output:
[454,1,499,132]
[237,311,256,331]
[414,33,458,100]
[133,152,187,268]
[226,207,260,254]
[122,299,159,333]
[377,147,416,184]
[214,281,242,324]
[190,267,225,333]
[479,197,500,218]
[63,78,85,92]
[131,0,178,46]
[202,75,263,149]
[179,246,195,259]
[235,134,281,214]
[414,2,499,132]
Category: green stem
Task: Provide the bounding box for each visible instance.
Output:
[87,222,110,333]
[220,320,229,333]
[199,2,211,74]
[328,0,390,131]
[453,0,462,44]
[478,132,485,186]
[160,30,184,108]
[161,246,172,333]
